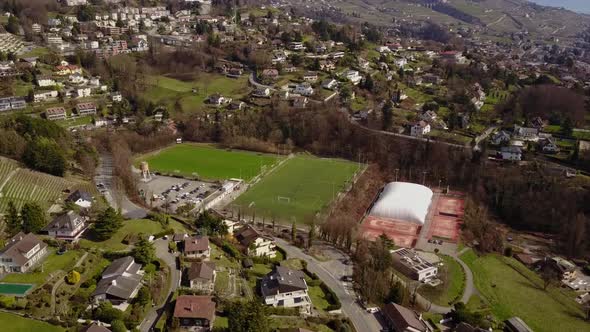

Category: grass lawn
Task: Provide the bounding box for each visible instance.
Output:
[268,316,334,332]
[210,244,240,269]
[0,312,64,332]
[280,258,304,270]
[460,249,590,332]
[428,129,472,145]
[214,271,230,294]
[1,249,81,285]
[418,255,465,306]
[138,143,280,181]
[80,219,166,251]
[143,74,249,112]
[308,285,331,311]
[213,315,229,329]
[234,155,361,223]
[56,116,93,128]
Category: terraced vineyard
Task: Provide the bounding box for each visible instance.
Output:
[0,158,93,213]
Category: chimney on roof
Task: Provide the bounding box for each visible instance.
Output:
[111,279,117,286]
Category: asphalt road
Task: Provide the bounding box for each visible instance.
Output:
[95,153,148,219]
[139,238,180,332]
[274,238,384,332]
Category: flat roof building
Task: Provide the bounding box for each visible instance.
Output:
[391,248,438,282]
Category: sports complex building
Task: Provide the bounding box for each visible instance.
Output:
[360,182,464,248]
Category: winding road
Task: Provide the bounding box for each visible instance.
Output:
[274,238,384,332]
[139,238,180,332]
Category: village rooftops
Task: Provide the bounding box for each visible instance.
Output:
[261,266,308,297]
[173,295,216,320]
[184,236,210,252]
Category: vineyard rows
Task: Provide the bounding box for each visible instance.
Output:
[0,159,93,214]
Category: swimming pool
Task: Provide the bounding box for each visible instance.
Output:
[0,283,34,297]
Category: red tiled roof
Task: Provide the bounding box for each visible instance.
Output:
[173,295,215,320]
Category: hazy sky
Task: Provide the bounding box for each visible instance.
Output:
[528,0,590,14]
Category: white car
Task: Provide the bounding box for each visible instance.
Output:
[366,307,379,313]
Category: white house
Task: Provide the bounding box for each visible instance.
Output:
[501,146,522,161]
[294,83,314,97]
[391,248,438,282]
[343,70,362,85]
[321,78,338,90]
[92,256,144,308]
[235,225,276,258]
[253,87,272,98]
[34,90,58,103]
[36,76,56,87]
[491,130,511,146]
[111,92,123,102]
[261,266,311,313]
[208,94,231,106]
[44,211,88,241]
[0,232,49,273]
[66,190,93,208]
[410,121,431,137]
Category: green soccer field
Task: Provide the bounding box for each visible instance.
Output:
[234,155,362,223]
[138,144,280,181]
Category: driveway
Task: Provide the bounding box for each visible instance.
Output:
[274,238,383,332]
[95,153,147,219]
[139,238,180,332]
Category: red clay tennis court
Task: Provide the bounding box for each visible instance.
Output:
[360,215,421,247]
[427,196,464,242]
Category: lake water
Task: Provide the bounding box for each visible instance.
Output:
[528,0,590,14]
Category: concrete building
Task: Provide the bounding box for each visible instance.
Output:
[391,248,438,282]
[261,266,311,313]
[45,107,67,121]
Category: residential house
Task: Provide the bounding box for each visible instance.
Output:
[173,233,189,244]
[36,76,56,87]
[0,232,49,273]
[262,69,279,80]
[322,78,338,90]
[319,60,335,72]
[530,116,546,129]
[111,92,123,102]
[514,125,539,141]
[81,323,112,332]
[44,210,88,241]
[75,103,97,116]
[260,266,311,313]
[438,51,467,65]
[208,94,231,106]
[394,58,408,68]
[289,42,304,51]
[491,130,511,146]
[421,74,441,85]
[358,58,371,71]
[45,107,67,120]
[184,236,210,259]
[226,68,243,78]
[228,101,246,111]
[0,96,26,111]
[66,190,93,208]
[303,71,318,82]
[410,121,431,137]
[343,70,362,85]
[253,87,272,98]
[292,96,308,109]
[187,262,216,293]
[55,65,82,76]
[500,146,522,161]
[391,248,438,282]
[92,256,144,307]
[293,83,314,97]
[173,295,216,331]
[504,317,534,332]
[382,302,432,332]
[34,90,58,103]
[234,225,276,258]
[537,257,577,280]
[539,137,560,154]
[154,112,163,122]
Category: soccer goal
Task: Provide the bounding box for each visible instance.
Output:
[277,196,292,204]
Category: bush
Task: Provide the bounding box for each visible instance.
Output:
[154,228,174,239]
[504,246,513,257]
[66,270,81,285]
[320,282,341,310]
[222,242,241,259]
[111,320,127,332]
[0,295,16,308]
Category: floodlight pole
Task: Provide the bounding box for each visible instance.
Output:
[422,171,427,186]
[395,168,399,182]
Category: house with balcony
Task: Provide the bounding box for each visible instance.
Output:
[92,256,144,308]
[0,232,49,273]
[260,266,311,313]
[44,211,88,242]
[234,225,276,258]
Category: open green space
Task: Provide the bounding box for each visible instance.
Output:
[1,249,82,285]
[142,74,249,112]
[234,155,361,223]
[214,271,230,294]
[418,255,465,306]
[138,143,279,181]
[0,312,64,332]
[460,250,590,332]
[56,116,93,128]
[80,219,172,251]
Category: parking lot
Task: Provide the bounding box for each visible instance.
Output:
[138,175,221,214]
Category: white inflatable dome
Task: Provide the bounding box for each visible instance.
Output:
[369,182,433,225]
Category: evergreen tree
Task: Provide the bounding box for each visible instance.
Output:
[6,201,21,235]
[382,100,393,130]
[227,300,270,332]
[21,202,45,233]
[132,235,155,265]
[94,207,123,241]
[291,222,296,243]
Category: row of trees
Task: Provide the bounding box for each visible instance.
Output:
[5,201,46,235]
